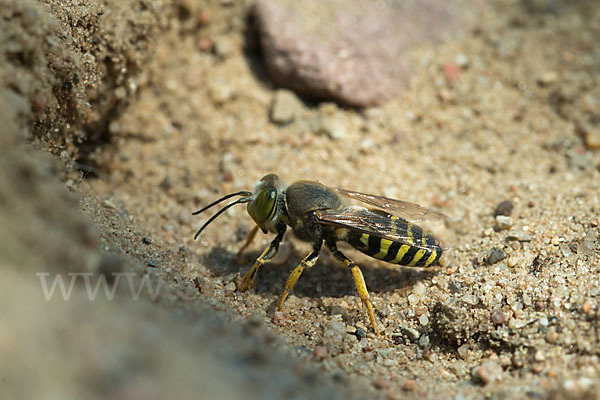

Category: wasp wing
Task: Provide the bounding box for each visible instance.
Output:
[335,188,447,223]
[316,208,445,252]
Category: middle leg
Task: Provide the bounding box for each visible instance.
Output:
[277,234,323,312]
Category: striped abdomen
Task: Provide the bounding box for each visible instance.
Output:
[342,216,442,268]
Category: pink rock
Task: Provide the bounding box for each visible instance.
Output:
[253,0,467,106]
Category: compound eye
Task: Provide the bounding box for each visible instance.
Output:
[249,188,277,224]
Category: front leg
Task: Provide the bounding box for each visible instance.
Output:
[237,226,286,291]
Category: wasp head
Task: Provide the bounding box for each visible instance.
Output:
[193,174,283,240]
[246,174,283,232]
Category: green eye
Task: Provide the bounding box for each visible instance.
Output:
[248,188,277,225]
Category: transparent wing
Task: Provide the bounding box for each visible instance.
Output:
[316,208,445,252]
[335,188,448,223]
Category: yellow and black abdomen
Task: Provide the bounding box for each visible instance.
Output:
[344,216,442,268]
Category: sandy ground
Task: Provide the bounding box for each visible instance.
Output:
[2,0,600,399]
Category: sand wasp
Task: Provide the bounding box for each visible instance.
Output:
[193,174,446,335]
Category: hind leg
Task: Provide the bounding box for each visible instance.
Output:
[327,241,380,336]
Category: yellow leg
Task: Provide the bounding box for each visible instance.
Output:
[235,225,259,264]
[347,261,379,336]
[277,251,319,311]
[237,229,284,292]
[328,242,380,336]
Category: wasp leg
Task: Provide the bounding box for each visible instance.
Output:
[235,225,259,264]
[237,227,286,292]
[327,241,380,336]
[277,237,323,312]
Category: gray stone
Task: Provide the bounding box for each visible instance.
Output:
[506,230,532,242]
[495,215,514,230]
[486,247,507,265]
[401,326,420,342]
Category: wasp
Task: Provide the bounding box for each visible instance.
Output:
[193,174,446,335]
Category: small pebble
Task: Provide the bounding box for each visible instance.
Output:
[486,247,507,265]
[499,355,511,368]
[402,327,420,342]
[494,200,514,217]
[270,89,302,125]
[273,311,287,326]
[462,294,479,305]
[506,230,532,242]
[455,53,469,67]
[323,320,347,348]
[373,376,391,390]
[383,359,397,367]
[545,328,559,344]
[224,281,236,293]
[508,318,527,329]
[555,285,569,297]
[443,62,461,82]
[550,236,561,245]
[313,345,328,360]
[495,215,514,230]
[408,294,420,305]
[491,311,508,325]
[354,327,367,340]
[472,360,503,385]
[197,11,210,26]
[452,362,468,377]
[212,37,233,58]
[457,344,470,360]
[418,314,429,326]
[208,82,233,105]
[438,88,455,103]
[198,37,213,52]
[534,349,545,362]
[537,71,558,85]
[312,113,346,139]
[103,199,117,209]
[414,305,428,316]
[449,281,462,294]
[568,241,578,254]
[402,379,418,392]
[418,335,430,348]
[412,281,427,297]
[581,229,598,256]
